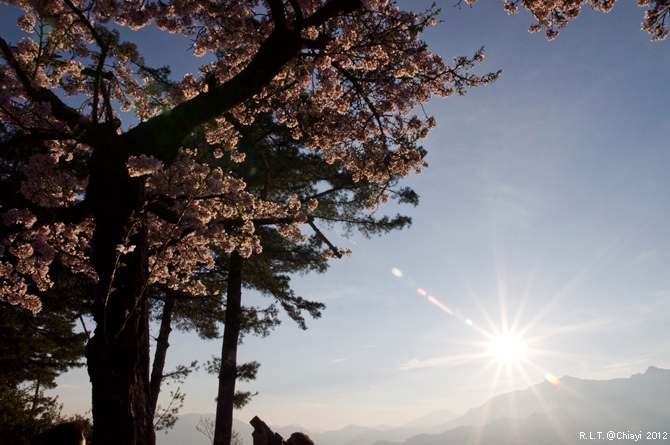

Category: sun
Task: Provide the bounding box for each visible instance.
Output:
[488,332,528,364]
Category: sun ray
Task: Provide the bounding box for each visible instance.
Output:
[390,265,566,405]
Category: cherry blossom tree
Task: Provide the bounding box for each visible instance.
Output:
[1,0,665,444]
[0,1,495,443]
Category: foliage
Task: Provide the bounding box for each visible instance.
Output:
[0,383,92,445]
[153,387,186,433]
[149,92,429,443]
[0,271,89,387]
[205,358,261,409]
[0,271,89,445]
[0,384,61,445]
[153,361,199,433]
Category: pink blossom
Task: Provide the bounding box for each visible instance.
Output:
[126,155,164,177]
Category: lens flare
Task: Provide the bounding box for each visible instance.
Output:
[544,372,560,385]
[388,264,572,434]
[390,266,558,388]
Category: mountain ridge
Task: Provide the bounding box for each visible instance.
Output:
[158,366,670,445]
[376,366,670,445]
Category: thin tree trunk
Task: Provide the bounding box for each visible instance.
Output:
[150,289,177,417]
[29,378,41,421]
[213,251,244,445]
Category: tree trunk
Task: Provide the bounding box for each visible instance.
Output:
[150,289,177,417]
[85,140,155,445]
[213,251,244,445]
[86,293,154,445]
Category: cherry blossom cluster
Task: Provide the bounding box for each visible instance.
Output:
[140,149,311,295]
[255,2,498,207]
[466,0,669,40]
[0,135,92,312]
[1,215,94,313]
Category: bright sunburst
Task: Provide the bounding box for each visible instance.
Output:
[488,332,527,364]
[391,266,561,393]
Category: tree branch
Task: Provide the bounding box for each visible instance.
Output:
[62,0,110,122]
[288,0,305,27]
[121,0,365,165]
[332,61,387,141]
[307,218,342,258]
[0,130,73,151]
[305,0,363,28]
[266,0,287,29]
[0,37,89,130]
[0,199,92,239]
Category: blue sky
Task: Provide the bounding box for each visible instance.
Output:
[20,0,670,431]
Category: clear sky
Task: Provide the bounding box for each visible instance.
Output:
[38,0,670,432]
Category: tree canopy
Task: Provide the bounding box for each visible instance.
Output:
[1,0,666,444]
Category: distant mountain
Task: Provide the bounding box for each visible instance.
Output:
[309,424,390,445]
[379,366,670,445]
[159,367,670,445]
[449,365,670,430]
[158,411,453,445]
[378,409,589,445]
[401,409,460,428]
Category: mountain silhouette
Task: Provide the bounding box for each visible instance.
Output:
[378,366,670,445]
[159,367,670,445]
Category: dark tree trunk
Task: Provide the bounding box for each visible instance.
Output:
[85,139,155,445]
[150,289,177,417]
[213,251,244,445]
[86,292,154,445]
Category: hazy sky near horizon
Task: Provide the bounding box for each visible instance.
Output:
[11,0,669,432]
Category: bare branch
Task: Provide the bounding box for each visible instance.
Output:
[307,218,343,259]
